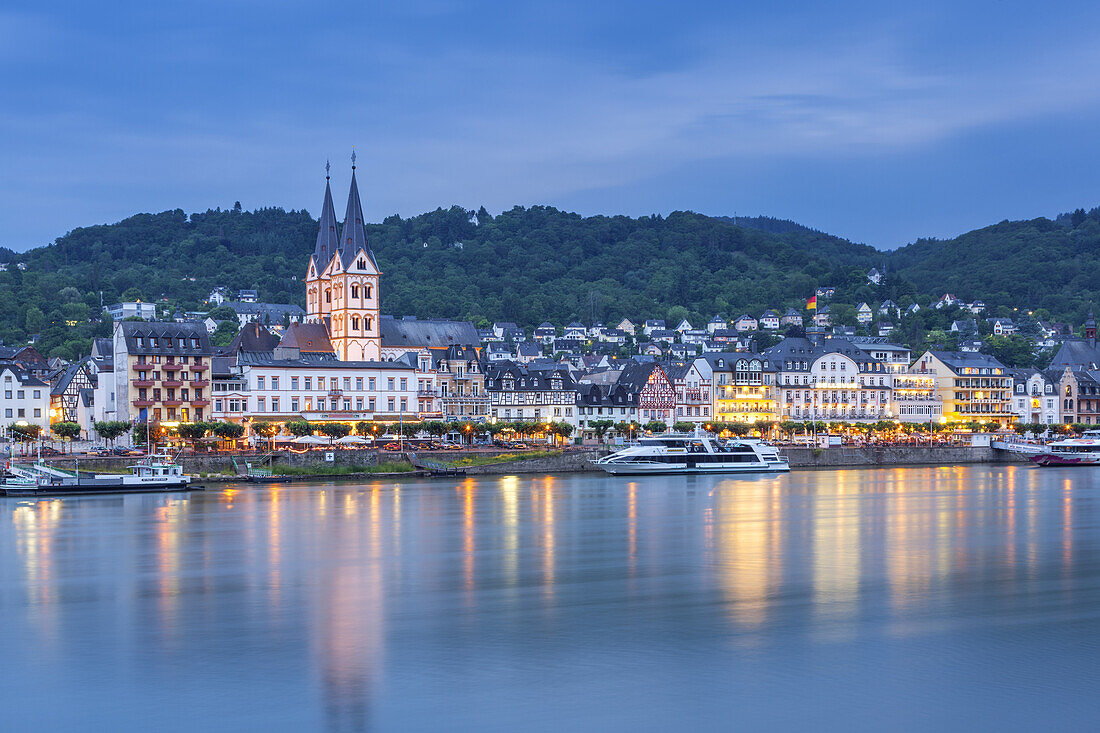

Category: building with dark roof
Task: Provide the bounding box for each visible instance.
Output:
[0,362,50,429]
[911,350,1013,426]
[486,362,579,426]
[112,321,214,423]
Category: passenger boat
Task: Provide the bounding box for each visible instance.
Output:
[1,451,195,496]
[594,430,790,475]
[1031,430,1100,467]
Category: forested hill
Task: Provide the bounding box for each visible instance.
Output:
[0,205,889,358]
[888,206,1100,319]
[2,201,1099,360]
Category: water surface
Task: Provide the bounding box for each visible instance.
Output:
[2,465,1098,731]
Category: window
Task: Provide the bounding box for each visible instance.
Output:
[272,398,279,412]
[343,399,351,411]
[356,377,363,390]
[352,315,360,330]
[352,284,359,298]
[369,377,376,391]
[356,397,363,410]
[215,399,223,412]
[388,398,395,411]
[387,378,395,391]
[344,377,351,391]
[400,378,407,391]
[271,377,279,390]
[3,409,9,418]
[257,376,265,389]
[258,397,266,412]
[291,398,299,412]
[330,377,339,391]
[369,397,376,411]
[291,377,299,390]
[304,377,311,390]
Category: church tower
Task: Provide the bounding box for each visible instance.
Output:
[305,162,339,324]
[321,153,382,361]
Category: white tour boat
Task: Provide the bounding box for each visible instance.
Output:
[1031,430,1100,467]
[594,430,790,475]
[1,451,194,496]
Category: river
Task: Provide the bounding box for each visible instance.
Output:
[1,465,1098,731]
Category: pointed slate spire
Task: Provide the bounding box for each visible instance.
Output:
[338,152,378,268]
[312,161,340,269]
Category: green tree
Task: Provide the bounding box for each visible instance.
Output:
[212,421,245,440]
[251,421,279,447]
[51,421,82,451]
[317,422,351,442]
[25,306,44,334]
[211,320,239,347]
[93,420,130,448]
[177,422,210,450]
[285,419,313,437]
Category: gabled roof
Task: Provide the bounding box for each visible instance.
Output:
[51,362,96,396]
[227,323,281,354]
[120,321,212,355]
[380,316,480,349]
[312,175,341,271]
[927,350,1008,372]
[338,166,378,269]
[278,322,334,354]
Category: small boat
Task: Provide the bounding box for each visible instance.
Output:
[1,451,196,496]
[1031,430,1100,467]
[594,429,790,475]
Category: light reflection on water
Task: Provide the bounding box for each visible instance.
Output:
[2,466,1100,731]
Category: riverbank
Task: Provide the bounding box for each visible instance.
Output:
[12,444,1030,481]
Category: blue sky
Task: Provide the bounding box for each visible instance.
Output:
[3,0,1100,251]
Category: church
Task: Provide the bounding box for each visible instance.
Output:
[304,155,382,361]
[303,157,480,362]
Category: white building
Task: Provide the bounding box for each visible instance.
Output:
[856,302,873,324]
[1009,369,1058,426]
[0,364,50,430]
[213,348,423,425]
[106,302,156,321]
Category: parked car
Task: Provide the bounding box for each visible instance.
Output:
[382,442,401,451]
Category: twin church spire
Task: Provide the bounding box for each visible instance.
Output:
[311,153,378,273]
[305,152,383,362]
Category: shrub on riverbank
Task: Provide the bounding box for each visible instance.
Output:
[279,461,414,476]
[448,450,561,468]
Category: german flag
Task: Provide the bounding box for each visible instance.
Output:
[806,295,817,310]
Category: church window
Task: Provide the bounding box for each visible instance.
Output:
[352,316,360,330]
[366,317,372,331]
[352,284,359,298]
[325,290,331,303]
[358,258,366,270]
[366,285,372,299]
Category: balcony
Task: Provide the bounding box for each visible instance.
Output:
[190,379,209,387]
[162,399,183,407]
[190,361,208,371]
[191,399,210,407]
[132,378,154,387]
[132,399,154,407]
[162,379,184,387]
[162,362,182,371]
[418,388,440,397]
